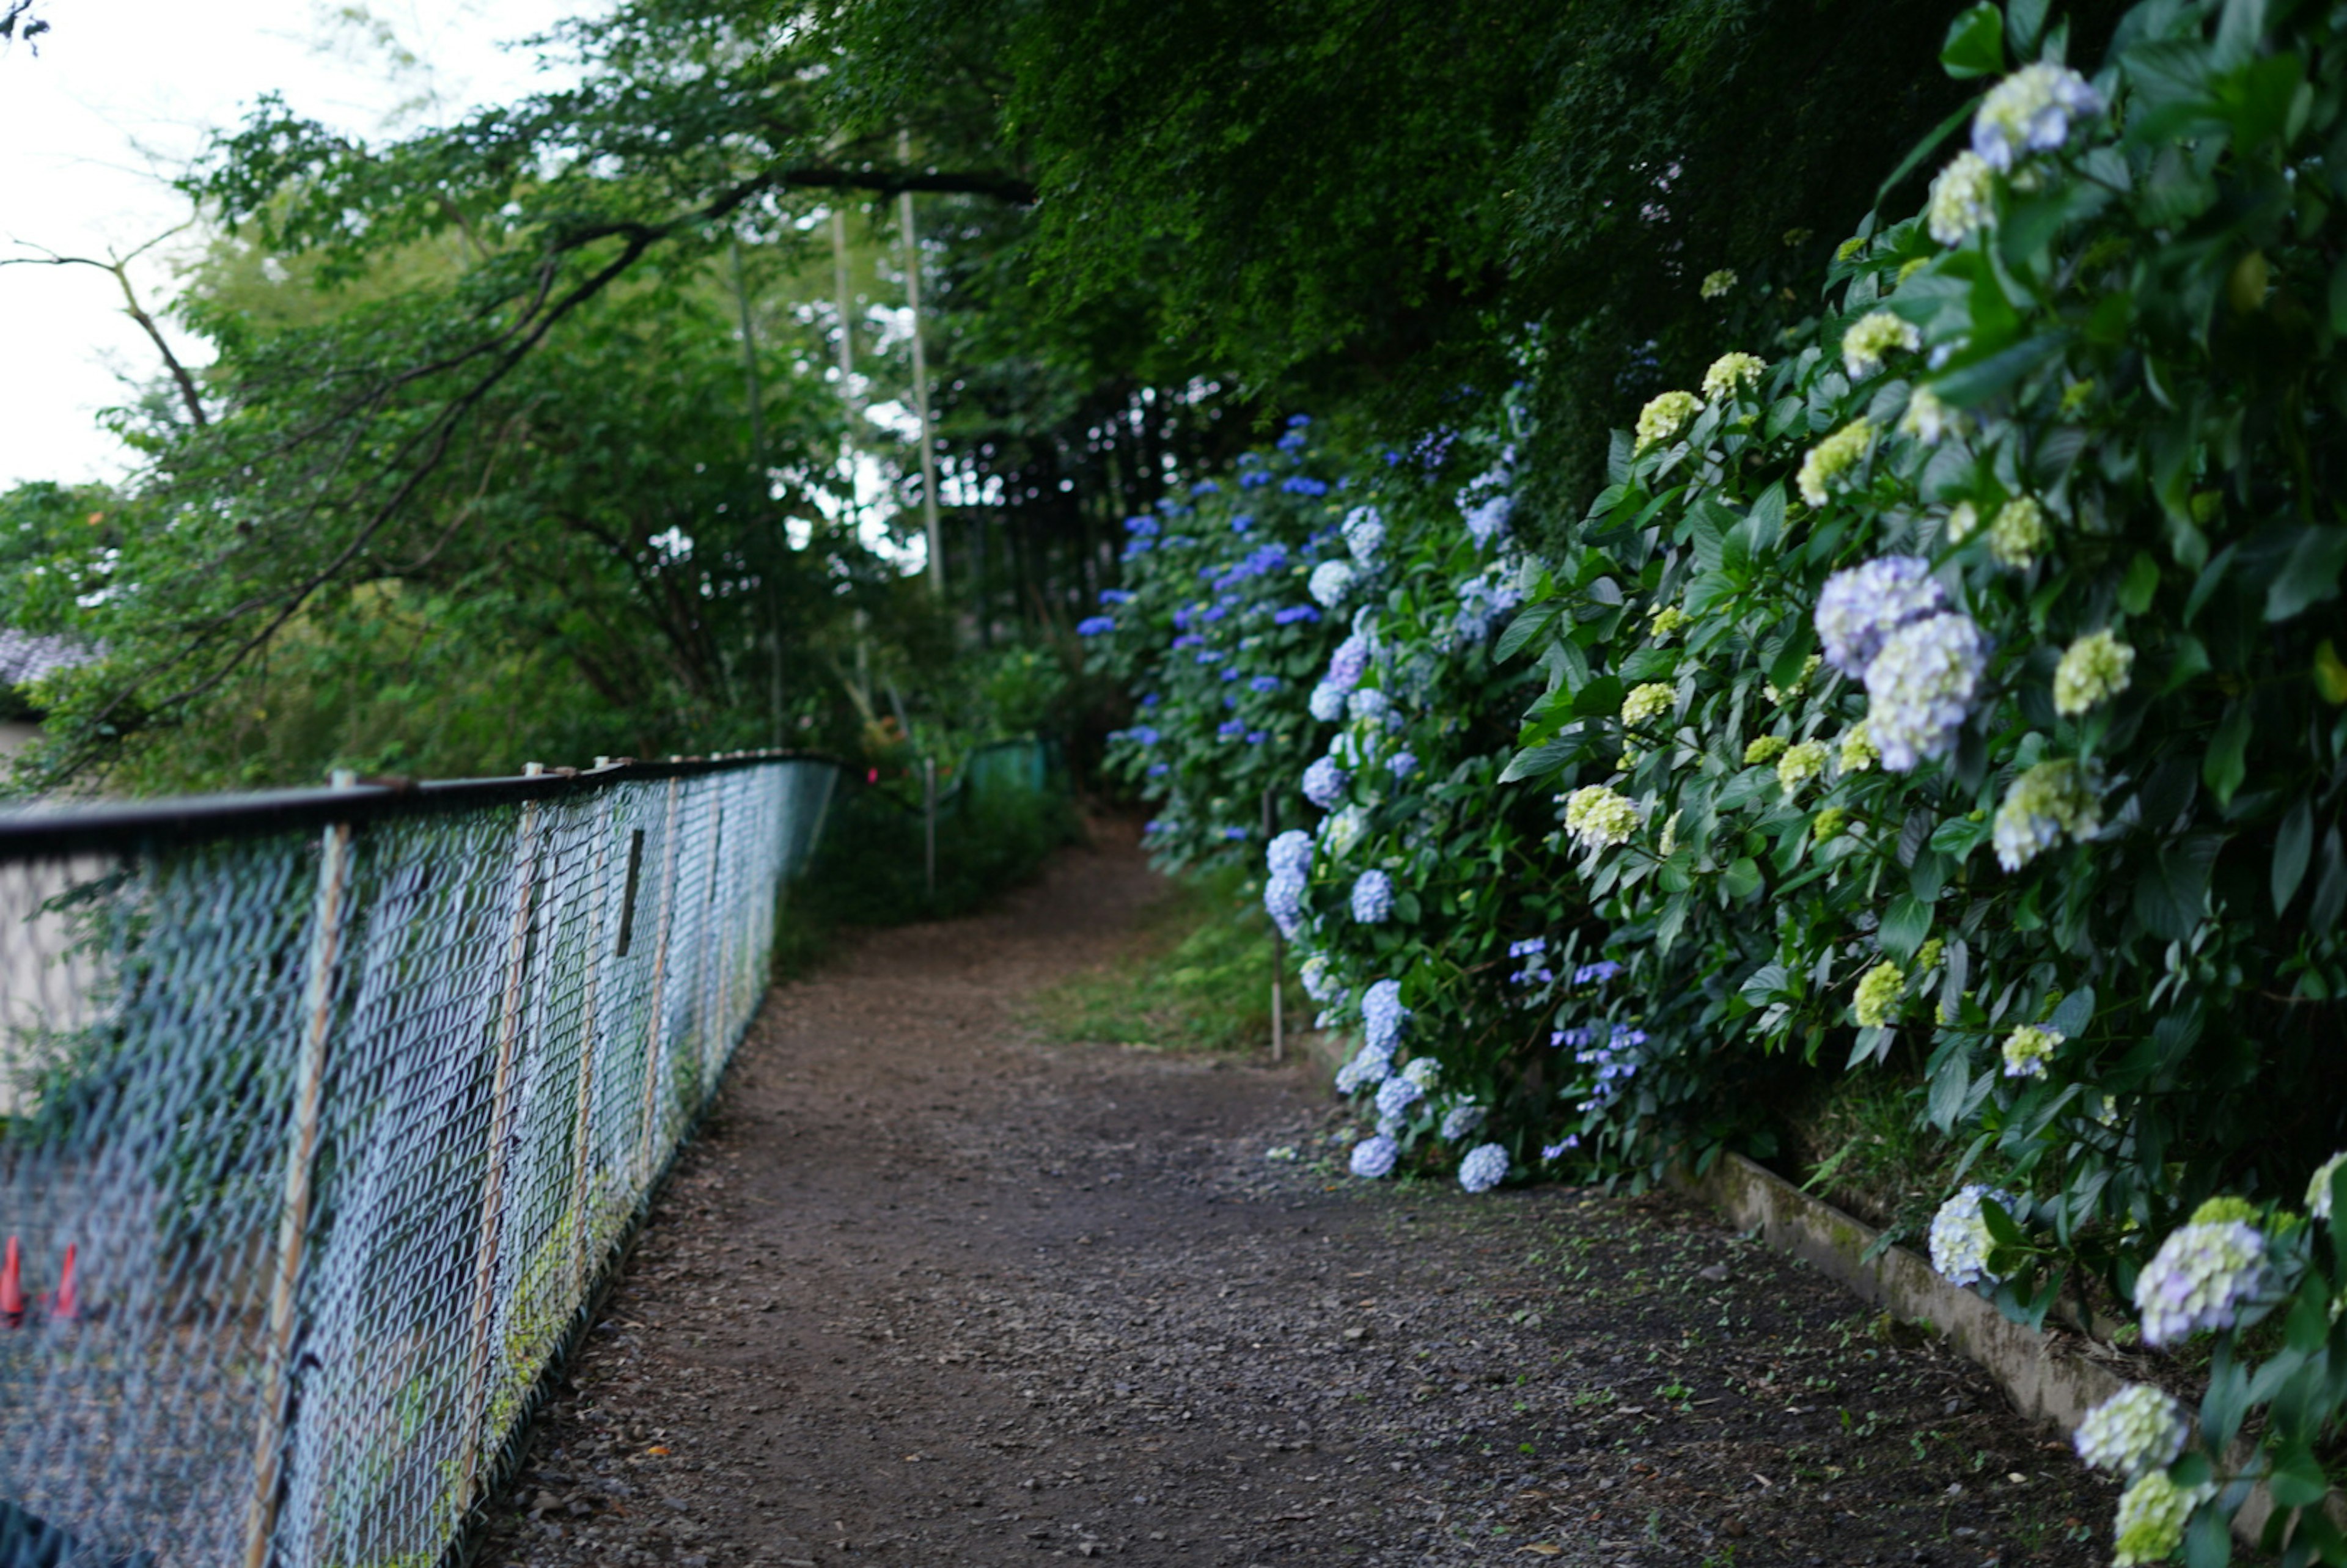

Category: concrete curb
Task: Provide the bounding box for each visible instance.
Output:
[1667,1150,2318,1547]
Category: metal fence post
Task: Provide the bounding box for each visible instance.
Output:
[241,771,358,1568]
[458,766,547,1512]
[633,777,683,1185]
[568,791,614,1300]
[1262,788,1284,1064]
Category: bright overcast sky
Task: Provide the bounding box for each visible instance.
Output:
[0,0,584,489]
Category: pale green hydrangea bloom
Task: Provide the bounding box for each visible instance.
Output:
[2001,1024,2065,1080]
[2194,1195,2261,1228]
[1797,418,1875,507]
[1564,785,1639,851]
[2054,629,2135,717]
[1744,735,1790,765]
[1701,351,1768,400]
[1763,654,1822,706]
[1841,309,1922,379]
[1855,961,1905,1028]
[1838,721,1879,773]
[1636,390,1703,450]
[1648,604,1691,640]
[2114,1471,2210,1566]
[2309,1151,2347,1219]
[1914,937,1944,972]
[1777,740,1829,795]
[1812,805,1849,841]
[1993,759,2100,871]
[1945,500,1981,544]
[1899,386,1964,445]
[2075,1386,2191,1481]
[1700,269,1738,299]
[1988,496,2048,568]
[1621,683,1675,729]
[1927,151,1996,246]
[1659,808,1681,859]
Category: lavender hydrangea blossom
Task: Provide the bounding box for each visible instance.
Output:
[1309,682,1346,722]
[2133,1207,2273,1347]
[1928,1184,2018,1288]
[1302,757,1351,810]
[1361,978,1409,1054]
[1263,873,1305,937]
[1375,1075,1423,1121]
[1440,1104,1486,1141]
[1349,1135,1399,1179]
[1268,830,1314,882]
[1815,556,1945,676]
[1343,505,1386,566]
[1865,612,1988,771]
[1458,1144,1509,1193]
[1350,870,1394,923]
[2073,1385,2191,1480]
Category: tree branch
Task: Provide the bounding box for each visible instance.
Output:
[4,229,211,427]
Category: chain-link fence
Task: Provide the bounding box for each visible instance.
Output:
[0,752,844,1568]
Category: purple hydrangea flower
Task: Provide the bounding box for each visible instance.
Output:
[1864,612,1988,771]
[1268,830,1315,881]
[1387,751,1419,779]
[1303,756,1351,809]
[1350,1134,1398,1178]
[1458,1144,1509,1193]
[2134,1215,2272,1347]
[1076,615,1116,636]
[1350,870,1394,923]
[1375,1075,1423,1120]
[1362,978,1408,1053]
[1263,873,1306,937]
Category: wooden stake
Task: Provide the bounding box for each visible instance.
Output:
[1263,788,1284,1064]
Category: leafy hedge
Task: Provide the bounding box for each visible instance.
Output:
[1092,1,2347,1556]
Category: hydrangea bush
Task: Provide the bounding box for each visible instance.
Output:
[1101,1,2347,1552]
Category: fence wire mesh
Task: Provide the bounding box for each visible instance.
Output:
[0,755,841,1568]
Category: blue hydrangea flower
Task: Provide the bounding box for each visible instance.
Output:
[1249,675,1282,694]
[1326,632,1372,691]
[1277,429,1309,453]
[1440,1104,1486,1141]
[1146,763,1168,777]
[1098,588,1133,605]
[1335,1048,1391,1094]
[1464,495,1513,546]
[1300,953,1339,1002]
[1541,1137,1579,1159]
[1346,689,1390,725]
[1387,751,1418,779]
[1350,870,1394,923]
[1124,515,1161,538]
[1283,475,1329,496]
[1401,1057,1439,1090]
[1268,829,1314,882]
[1309,560,1356,607]
[1191,479,1221,496]
[1574,960,1623,985]
[1263,872,1306,937]
[1343,505,1386,566]
[1274,605,1321,626]
[1865,612,1988,771]
[1458,1144,1509,1193]
[1240,469,1271,489]
[1375,1075,1423,1120]
[1349,1134,1398,1179]
[1217,719,1245,741]
[1287,414,1312,428]
[1309,681,1346,721]
[1971,62,2104,172]
[1230,512,1255,533]
[1303,756,1351,809]
[1815,556,1945,677]
[1362,979,1408,1053]
[1076,615,1116,636]
[1128,725,1159,746]
[1508,937,1547,958]
[1928,1184,2019,1289]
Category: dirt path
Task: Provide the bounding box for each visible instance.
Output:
[481,826,2117,1568]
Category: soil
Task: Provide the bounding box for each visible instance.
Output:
[478,821,2121,1568]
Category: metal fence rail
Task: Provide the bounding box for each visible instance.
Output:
[0,752,844,1568]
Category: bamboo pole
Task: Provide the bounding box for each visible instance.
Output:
[898,129,944,596]
[458,765,548,1511]
[924,757,938,903]
[241,771,358,1568]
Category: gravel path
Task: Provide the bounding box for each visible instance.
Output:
[479,826,2117,1568]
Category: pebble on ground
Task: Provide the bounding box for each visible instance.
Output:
[479,825,2117,1567]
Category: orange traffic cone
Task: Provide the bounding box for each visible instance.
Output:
[48,1244,75,1324]
[0,1236,21,1322]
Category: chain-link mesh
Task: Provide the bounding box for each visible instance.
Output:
[0,757,839,1568]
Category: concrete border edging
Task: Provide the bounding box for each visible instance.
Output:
[1667,1150,2318,1547]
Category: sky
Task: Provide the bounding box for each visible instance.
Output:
[0,0,581,489]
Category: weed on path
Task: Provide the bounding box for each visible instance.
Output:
[480,830,2118,1567]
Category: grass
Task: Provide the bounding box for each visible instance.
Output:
[1776,1065,2018,1253]
[1030,865,1294,1054]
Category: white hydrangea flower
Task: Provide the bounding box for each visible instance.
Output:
[2132,1210,2272,1347]
[2001,1024,2065,1079]
[1309,681,1346,722]
[1349,1134,1399,1179]
[1988,496,2048,568]
[1841,309,1922,379]
[1972,62,2104,173]
[1928,1184,2018,1289]
[1636,390,1702,450]
[1335,1049,1391,1094]
[2054,629,2134,717]
[1309,560,1357,608]
[1321,805,1367,859]
[1777,741,1829,796]
[1945,500,1982,544]
[1458,1143,1510,1194]
[2074,1385,2191,1480]
[1300,953,1340,1003]
[1927,151,1996,246]
[1898,386,1964,445]
[1702,351,1767,400]
[1402,1057,1440,1091]
[1993,760,2100,871]
[1699,269,1738,300]
[1838,721,1878,774]
[2308,1151,2347,1219]
[1342,505,1386,567]
[1563,785,1639,851]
